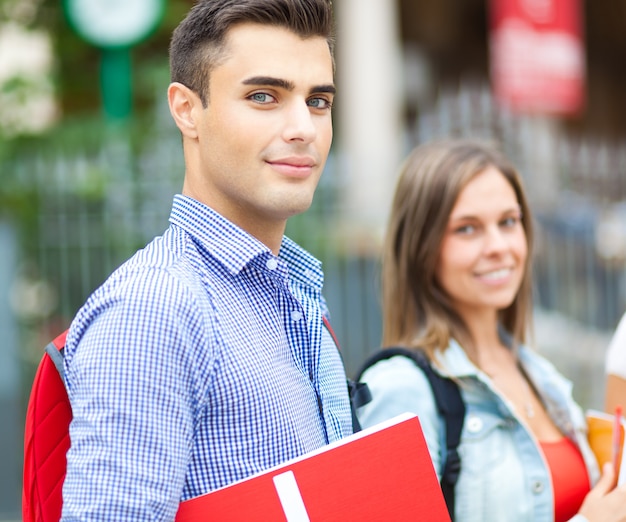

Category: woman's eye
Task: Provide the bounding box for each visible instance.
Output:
[455,224,476,235]
[501,216,520,228]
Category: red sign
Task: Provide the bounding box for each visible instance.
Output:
[489,0,585,116]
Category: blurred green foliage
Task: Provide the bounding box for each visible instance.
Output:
[0,0,194,251]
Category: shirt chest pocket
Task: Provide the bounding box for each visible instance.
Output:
[460,410,514,470]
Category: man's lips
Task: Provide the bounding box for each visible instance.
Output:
[266,156,316,177]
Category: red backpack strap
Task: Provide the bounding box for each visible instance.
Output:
[322,315,341,350]
[321,316,370,433]
[52,330,68,350]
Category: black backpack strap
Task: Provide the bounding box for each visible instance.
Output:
[321,316,371,433]
[355,347,465,521]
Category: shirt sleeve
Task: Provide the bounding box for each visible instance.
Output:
[62,267,212,521]
[356,355,444,480]
[606,312,626,379]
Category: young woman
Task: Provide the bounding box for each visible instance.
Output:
[357,139,626,522]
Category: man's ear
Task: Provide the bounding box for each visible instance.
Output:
[168,82,202,138]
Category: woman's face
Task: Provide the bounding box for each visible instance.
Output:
[435,166,527,320]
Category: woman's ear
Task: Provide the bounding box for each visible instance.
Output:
[167,82,201,139]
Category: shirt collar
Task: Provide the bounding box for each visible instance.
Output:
[279,236,323,290]
[434,339,480,378]
[169,195,323,290]
[434,334,531,380]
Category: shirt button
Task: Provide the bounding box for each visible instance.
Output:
[466,415,483,433]
[291,310,303,322]
[532,481,544,494]
[266,258,278,270]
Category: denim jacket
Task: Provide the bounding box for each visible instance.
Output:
[357,339,599,522]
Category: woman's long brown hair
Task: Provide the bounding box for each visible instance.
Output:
[381,139,534,359]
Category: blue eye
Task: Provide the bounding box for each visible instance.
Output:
[249,92,275,103]
[501,216,520,228]
[455,225,476,235]
[308,97,332,110]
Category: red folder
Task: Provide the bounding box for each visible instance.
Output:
[175,413,450,521]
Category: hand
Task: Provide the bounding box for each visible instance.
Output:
[577,463,626,522]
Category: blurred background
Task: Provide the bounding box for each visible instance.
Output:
[2,0,626,518]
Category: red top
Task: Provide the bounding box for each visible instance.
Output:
[539,437,590,522]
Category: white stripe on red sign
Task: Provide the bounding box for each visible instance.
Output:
[272,471,311,522]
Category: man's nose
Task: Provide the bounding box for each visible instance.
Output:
[282,100,317,143]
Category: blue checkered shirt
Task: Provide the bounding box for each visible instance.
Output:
[61,195,353,521]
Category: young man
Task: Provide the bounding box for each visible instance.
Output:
[61,1,353,519]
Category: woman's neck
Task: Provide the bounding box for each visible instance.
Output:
[458,307,506,370]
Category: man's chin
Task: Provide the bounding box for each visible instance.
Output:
[277,193,316,219]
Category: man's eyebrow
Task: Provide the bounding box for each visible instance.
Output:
[242,76,294,90]
[242,76,336,96]
[312,84,336,95]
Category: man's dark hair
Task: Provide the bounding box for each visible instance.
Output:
[169,0,335,106]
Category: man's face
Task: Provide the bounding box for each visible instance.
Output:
[188,22,334,237]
